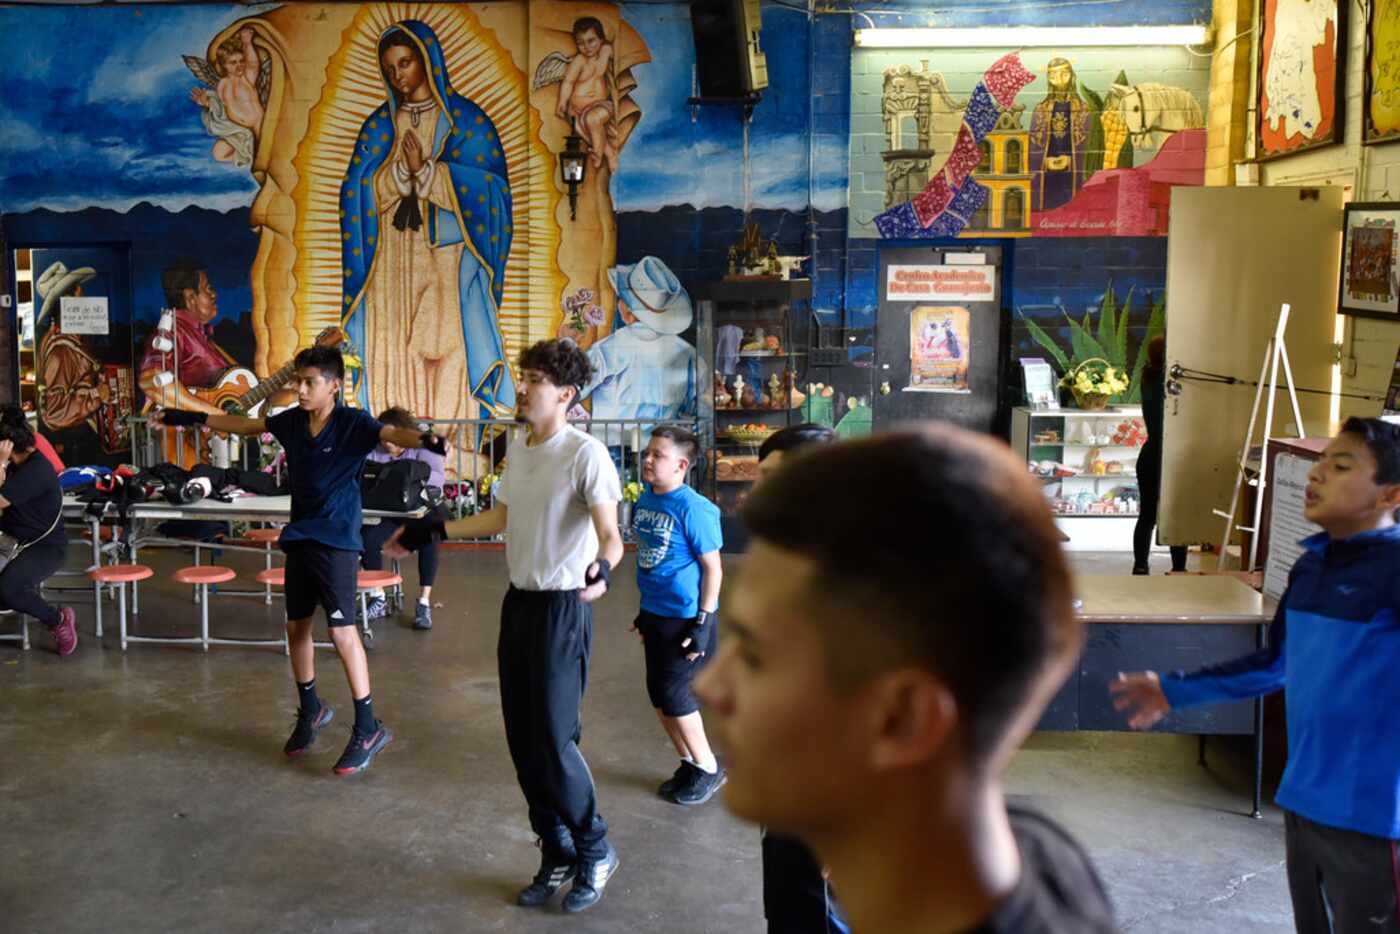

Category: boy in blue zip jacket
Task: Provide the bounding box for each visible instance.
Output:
[1112,417,1400,933]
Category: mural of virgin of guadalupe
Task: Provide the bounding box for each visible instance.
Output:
[340,20,514,426]
[1028,57,1093,214]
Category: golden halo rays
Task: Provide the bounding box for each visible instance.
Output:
[290,2,547,358]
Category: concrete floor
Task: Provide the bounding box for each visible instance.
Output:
[1,547,1292,933]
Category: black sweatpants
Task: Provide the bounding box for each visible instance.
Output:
[361,518,439,587]
[498,586,608,861]
[1134,440,1188,572]
[1286,810,1400,933]
[0,542,66,627]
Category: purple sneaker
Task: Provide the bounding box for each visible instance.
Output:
[53,607,77,658]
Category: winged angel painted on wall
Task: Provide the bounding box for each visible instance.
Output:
[184,26,270,168]
[535,17,620,173]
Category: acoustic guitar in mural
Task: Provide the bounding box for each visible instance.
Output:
[160,327,351,467]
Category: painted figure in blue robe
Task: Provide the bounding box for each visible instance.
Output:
[339,20,514,449]
[578,256,697,432]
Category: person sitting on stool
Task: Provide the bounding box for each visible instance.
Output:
[0,405,76,656]
[361,406,446,630]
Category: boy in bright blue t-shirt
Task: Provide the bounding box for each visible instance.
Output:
[1113,417,1400,932]
[631,425,725,806]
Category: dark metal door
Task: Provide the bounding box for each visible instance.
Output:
[873,245,1004,433]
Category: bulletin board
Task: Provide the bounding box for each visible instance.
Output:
[1159,187,1343,548]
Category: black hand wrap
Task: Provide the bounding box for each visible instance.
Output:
[683,610,712,653]
[161,410,208,428]
[398,519,446,552]
[420,431,448,456]
[585,558,611,589]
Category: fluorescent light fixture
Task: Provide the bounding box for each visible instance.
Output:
[854,25,1211,49]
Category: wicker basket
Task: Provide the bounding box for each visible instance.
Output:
[725,426,779,444]
[1062,358,1117,411]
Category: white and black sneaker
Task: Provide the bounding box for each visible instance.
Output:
[668,764,727,806]
[517,845,578,907]
[562,843,620,913]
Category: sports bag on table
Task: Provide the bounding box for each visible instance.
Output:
[360,459,432,512]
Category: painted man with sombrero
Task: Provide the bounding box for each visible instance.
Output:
[35,261,107,434]
[577,255,697,426]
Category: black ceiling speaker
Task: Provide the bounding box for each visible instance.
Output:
[690,0,768,100]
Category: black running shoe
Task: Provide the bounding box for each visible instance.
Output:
[668,764,727,806]
[517,847,578,908]
[333,721,393,775]
[562,843,620,913]
[284,705,334,757]
[658,760,697,799]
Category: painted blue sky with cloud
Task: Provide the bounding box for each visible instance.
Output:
[0,2,847,216]
[0,4,264,212]
[615,2,846,212]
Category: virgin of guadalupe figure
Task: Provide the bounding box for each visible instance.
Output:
[340,20,515,432]
[1028,57,1093,214]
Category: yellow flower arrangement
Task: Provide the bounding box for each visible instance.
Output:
[623,481,644,504]
[1058,358,1129,409]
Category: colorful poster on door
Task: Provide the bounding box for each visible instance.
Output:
[908,305,971,393]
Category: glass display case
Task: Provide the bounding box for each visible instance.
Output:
[1010,406,1146,551]
[694,278,811,551]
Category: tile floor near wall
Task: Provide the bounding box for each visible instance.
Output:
[3,550,1292,934]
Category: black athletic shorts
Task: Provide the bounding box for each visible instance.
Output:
[638,609,716,717]
[284,542,358,627]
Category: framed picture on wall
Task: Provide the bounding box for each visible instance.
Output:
[1256,0,1346,160]
[1365,0,1400,143]
[1339,202,1400,320]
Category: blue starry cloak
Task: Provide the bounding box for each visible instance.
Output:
[339,19,515,417]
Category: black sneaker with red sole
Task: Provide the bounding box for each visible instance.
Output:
[333,721,393,775]
[284,705,335,757]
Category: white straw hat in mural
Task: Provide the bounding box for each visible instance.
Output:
[36,262,97,324]
[608,256,693,336]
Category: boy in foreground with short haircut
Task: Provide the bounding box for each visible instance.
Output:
[152,346,446,775]
[1114,417,1400,932]
[698,427,1115,933]
[632,425,724,805]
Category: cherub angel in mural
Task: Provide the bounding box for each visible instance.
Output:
[535,17,619,172]
[184,27,269,168]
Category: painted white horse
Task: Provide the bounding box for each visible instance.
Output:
[1112,83,1205,150]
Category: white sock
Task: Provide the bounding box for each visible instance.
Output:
[369,588,384,599]
[418,596,430,606]
[694,755,718,774]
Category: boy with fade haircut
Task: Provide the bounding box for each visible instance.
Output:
[1114,417,1400,933]
[698,427,1116,933]
[151,345,448,776]
[753,422,849,934]
[388,338,624,913]
[632,424,724,806]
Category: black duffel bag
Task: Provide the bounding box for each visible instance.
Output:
[361,459,431,512]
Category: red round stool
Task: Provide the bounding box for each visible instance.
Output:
[355,570,402,648]
[246,527,283,604]
[89,564,155,649]
[254,567,286,586]
[172,565,237,651]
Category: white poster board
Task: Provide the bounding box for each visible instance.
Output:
[59,295,109,335]
[1263,453,1322,600]
[886,265,996,302]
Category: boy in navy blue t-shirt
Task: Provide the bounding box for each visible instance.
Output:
[152,346,446,775]
[632,425,725,805]
[1114,417,1400,931]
